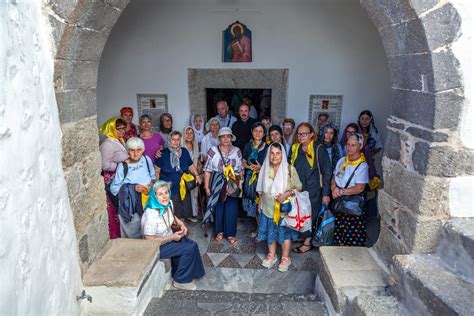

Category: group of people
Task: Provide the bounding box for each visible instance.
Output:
[98,101,383,288]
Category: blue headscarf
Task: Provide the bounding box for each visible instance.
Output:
[144,181,171,216]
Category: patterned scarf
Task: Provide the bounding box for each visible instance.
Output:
[168,145,181,171]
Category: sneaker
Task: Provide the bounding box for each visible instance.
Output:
[250,230,258,238]
[188,216,198,223]
[172,280,197,291]
[261,254,278,268]
[278,257,291,272]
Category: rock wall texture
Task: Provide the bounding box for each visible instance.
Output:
[0,1,82,314]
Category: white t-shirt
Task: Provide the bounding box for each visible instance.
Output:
[141,205,175,238]
[333,157,369,189]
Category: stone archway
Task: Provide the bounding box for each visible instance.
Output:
[44,0,471,272]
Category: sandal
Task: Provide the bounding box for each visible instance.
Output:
[214,232,224,242]
[227,236,238,247]
[293,243,312,254]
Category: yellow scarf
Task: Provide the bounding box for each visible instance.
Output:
[223,164,236,181]
[179,173,195,201]
[274,197,291,224]
[290,141,315,168]
[99,117,124,143]
[369,176,381,190]
[339,153,366,170]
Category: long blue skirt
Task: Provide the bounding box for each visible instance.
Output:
[257,213,299,245]
[160,237,205,283]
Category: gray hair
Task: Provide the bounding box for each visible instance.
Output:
[153,180,172,194]
[347,133,364,148]
[126,137,145,151]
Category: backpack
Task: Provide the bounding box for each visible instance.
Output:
[312,204,336,247]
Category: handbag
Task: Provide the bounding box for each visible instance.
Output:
[183,173,197,191]
[217,146,241,198]
[281,191,312,232]
[332,163,365,216]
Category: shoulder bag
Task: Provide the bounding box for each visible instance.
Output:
[332,163,365,216]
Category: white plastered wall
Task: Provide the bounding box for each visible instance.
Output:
[449,0,474,217]
[0,1,83,314]
[97,0,392,142]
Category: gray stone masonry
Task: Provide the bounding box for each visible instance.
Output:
[438,218,474,283]
[391,254,474,315]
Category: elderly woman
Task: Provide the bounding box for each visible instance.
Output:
[242,122,268,232]
[289,123,332,253]
[142,181,205,290]
[159,113,173,147]
[139,114,164,161]
[190,114,205,148]
[281,118,296,154]
[256,143,302,271]
[99,117,128,239]
[181,126,202,222]
[317,123,343,172]
[200,117,221,162]
[204,127,243,247]
[109,137,156,238]
[120,107,138,141]
[156,131,202,222]
[358,110,383,157]
[331,133,369,246]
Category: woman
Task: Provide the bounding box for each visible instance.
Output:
[317,123,343,172]
[191,114,205,148]
[281,118,296,154]
[159,113,173,147]
[261,116,272,144]
[139,114,164,161]
[110,137,156,239]
[242,122,268,226]
[99,117,128,239]
[331,133,369,246]
[181,126,202,222]
[256,143,302,272]
[120,107,138,141]
[358,110,383,157]
[269,125,283,144]
[289,123,332,253]
[204,127,243,247]
[201,118,221,163]
[142,181,205,290]
[156,131,202,222]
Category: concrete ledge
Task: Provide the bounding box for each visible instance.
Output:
[316,247,389,314]
[83,238,171,315]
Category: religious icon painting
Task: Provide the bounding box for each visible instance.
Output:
[222,21,252,63]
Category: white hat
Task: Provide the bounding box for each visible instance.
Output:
[217,127,236,141]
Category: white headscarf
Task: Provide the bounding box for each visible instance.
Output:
[190,114,205,144]
[256,143,289,196]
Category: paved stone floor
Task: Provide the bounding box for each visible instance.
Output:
[145,217,327,315]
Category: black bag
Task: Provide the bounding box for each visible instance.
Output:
[312,204,336,247]
[217,146,241,198]
[332,163,365,216]
[184,173,197,191]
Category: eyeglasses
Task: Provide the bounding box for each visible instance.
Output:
[283,124,293,129]
[297,132,311,137]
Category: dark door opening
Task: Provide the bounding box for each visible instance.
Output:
[206,88,271,120]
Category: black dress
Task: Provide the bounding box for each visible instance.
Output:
[291,143,332,238]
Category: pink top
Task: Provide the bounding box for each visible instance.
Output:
[100,138,128,171]
[141,133,164,161]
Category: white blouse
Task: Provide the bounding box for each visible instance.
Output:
[204,145,243,174]
[141,205,175,238]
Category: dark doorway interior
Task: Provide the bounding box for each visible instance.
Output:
[206,88,271,120]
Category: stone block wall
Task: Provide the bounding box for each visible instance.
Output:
[42,0,130,274]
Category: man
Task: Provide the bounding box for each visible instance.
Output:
[231,103,258,152]
[214,100,237,128]
[317,113,329,131]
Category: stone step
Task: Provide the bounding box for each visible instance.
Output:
[437,218,474,283]
[191,267,317,294]
[144,290,328,315]
[392,254,474,316]
[82,238,171,315]
[352,295,401,316]
[316,246,390,314]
